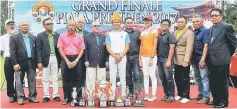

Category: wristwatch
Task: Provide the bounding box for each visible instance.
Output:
[151,56,154,58]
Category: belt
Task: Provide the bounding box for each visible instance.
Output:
[28,57,32,60]
[50,54,56,56]
[115,53,122,56]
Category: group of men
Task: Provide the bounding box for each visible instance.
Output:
[0,8,236,108]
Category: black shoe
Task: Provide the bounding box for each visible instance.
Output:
[9,97,16,103]
[42,97,50,103]
[214,103,226,108]
[195,94,203,100]
[62,98,71,105]
[23,97,28,101]
[53,97,61,102]
[161,96,168,101]
[207,101,215,105]
[29,98,40,103]
[128,93,133,99]
[166,96,175,102]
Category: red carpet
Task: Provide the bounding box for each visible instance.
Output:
[1,86,237,108]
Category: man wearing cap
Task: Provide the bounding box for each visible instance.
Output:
[0,19,16,103]
[10,19,39,105]
[84,21,109,92]
[105,12,131,98]
[36,17,61,103]
[75,17,90,86]
[124,17,142,97]
[57,19,85,105]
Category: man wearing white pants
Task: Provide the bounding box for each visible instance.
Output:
[105,12,130,97]
[36,18,61,102]
[84,21,109,91]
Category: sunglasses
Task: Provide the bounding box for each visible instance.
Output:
[211,14,220,17]
[45,23,53,26]
[93,25,100,27]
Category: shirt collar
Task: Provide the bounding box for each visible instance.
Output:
[46,31,55,36]
[21,32,29,37]
[213,21,222,28]
[112,29,122,32]
[125,28,134,33]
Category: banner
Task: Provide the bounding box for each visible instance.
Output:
[14,0,215,87]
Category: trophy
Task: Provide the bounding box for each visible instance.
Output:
[87,84,95,107]
[79,86,86,107]
[124,86,131,106]
[108,89,115,106]
[132,83,144,107]
[98,77,108,108]
[115,82,124,106]
[71,87,79,107]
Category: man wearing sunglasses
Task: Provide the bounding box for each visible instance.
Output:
[75,17,90,87]
[84,21,109,92]
[157,19,176,102]
[207,8,236,108]
[36,17,61,103]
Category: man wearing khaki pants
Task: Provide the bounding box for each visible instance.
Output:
[84,21,109,92]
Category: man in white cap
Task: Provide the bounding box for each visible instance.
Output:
[0,19,16,103]
[84,21,109,92]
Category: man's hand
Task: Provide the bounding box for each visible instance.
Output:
[199,60,206,69]
[165,61,171,68]
[106,62,109,67]
[149,58,153,67]
[13,64,21,71]
[37,63,43,71]
[182,62,189,67]
[65,59,72,69]
[85,61,89,67]
[114,55,122,64]
[71,60,78,68]
[139,59,143,68]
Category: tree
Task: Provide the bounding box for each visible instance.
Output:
[1,1,9,36]
[224,1,237,32]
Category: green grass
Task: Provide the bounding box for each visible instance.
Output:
[0,56,6,90]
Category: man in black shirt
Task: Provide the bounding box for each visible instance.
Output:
[157,19,177,102]
[124,17,142,97]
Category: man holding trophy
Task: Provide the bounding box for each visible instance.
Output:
[105,12,131,104]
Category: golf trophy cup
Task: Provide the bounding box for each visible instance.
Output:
[98,77,108,108]
[79,86,86,107]
[108,89,115,106]
[124,86,131,106]
[86,84,95,107]
[71,87,79,107]
[132,83,144,107]
[115,82,124,106]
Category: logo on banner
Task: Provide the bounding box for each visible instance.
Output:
[32,1,55,24]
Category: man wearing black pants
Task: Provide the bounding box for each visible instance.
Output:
[57,20,85,105]
[124,17,141,97]
[207,8,236,108]
[0,19,16,103]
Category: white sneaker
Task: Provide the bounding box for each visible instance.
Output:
[180,98,190,103]
[144,94,149,101]
[175,96,182,100]
[148,95,157,102]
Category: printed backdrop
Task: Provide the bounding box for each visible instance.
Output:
[14,0,215,87]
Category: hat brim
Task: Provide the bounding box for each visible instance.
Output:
[143,18,152,21]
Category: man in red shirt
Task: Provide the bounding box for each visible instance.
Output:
[57,19,85,105]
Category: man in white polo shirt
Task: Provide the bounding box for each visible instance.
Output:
[0,19,16,103]
[105,12,130,98]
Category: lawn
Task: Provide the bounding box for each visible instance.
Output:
[0,56,6,90]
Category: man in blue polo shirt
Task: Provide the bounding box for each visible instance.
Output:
[191,15,210,104]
